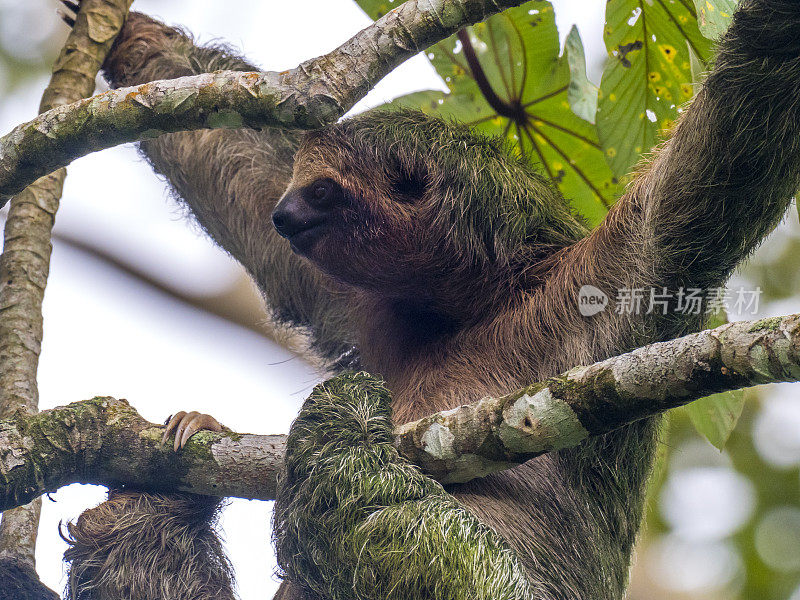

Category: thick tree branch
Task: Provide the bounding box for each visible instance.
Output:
[397,314,795,483]
[0,0,131,572]
[0,396,285,511]
[0,314,797,509]
[0,0,524,204]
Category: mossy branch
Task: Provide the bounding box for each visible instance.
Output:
[0,314,797,508]
[397,314,797,483]
[0,0,525,203]
[0,396,286,511]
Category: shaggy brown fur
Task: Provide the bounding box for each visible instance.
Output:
[62,1,800,598]
[63,491,234,600]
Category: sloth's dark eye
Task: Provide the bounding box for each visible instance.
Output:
[306,178,340,208]
[313,183,330,201]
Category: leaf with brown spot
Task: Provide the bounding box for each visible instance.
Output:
[598,0,711,177]
[693,0,738,39]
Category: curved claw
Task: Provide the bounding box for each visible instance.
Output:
[162,411,187,447]
[60,0,80,13]
[161,410,224,452]
[58,10,75,27]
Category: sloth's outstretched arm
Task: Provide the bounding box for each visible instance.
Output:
[580,0,800,318]
[101,13,353,363]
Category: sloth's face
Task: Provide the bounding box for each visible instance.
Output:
[275,110,590,302]
[272,174,438,297]
[271,147,460,299]
[272,176,346,258]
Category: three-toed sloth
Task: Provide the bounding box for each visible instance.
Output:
[60,1,800,598]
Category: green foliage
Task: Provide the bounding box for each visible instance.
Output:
[357,0,618,225]
[598,0,711,177]
[684,389,745,449]
[274,372,531,600]
[357,0,715,224]
[694,0,738,39]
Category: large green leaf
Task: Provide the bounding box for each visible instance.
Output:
[680,310,745,449]
[693,0,738,39]
[355,0,619,225]
[598,0,711,178]
[683,390,746,450]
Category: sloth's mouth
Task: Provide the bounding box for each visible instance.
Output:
[287,222,327,255]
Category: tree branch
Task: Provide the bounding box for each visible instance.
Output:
[0,0,525,204]
[0,0,131,574]
[0,313,796,509]
[0,396,285,511]
[397,314,795,483]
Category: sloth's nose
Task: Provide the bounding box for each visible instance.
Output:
[270,206,295,237]
[272,191,326,239]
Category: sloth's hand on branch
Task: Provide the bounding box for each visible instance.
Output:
[162,411,225,452]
